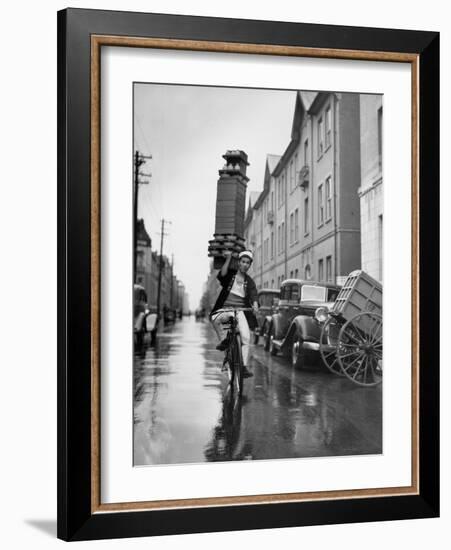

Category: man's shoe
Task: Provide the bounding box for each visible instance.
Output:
[216,338,229,351]
[242,366,253,378]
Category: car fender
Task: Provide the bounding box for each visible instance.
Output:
[269,314,283,339]
[262,315,272,333]
[284,315,321,347]
[146,313,158,332]
[134,312,148,332]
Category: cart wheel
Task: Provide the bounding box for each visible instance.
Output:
[319,316,344,376]
[337,312,382,386]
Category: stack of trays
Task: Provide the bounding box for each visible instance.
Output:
[208,234,246,270]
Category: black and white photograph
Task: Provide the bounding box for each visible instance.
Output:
[132,83,383,466]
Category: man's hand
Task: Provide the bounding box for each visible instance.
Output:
[223,250,232,258]
[252,302,259,314]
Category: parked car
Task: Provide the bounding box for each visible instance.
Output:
[264,279,341,368]
[133,285,157,346]
[163,305,176,324]
[253,289,280,344]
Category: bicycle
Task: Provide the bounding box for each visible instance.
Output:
[214,307,254,396]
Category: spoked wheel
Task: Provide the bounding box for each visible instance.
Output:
[337,312,383,386]
[319,316,344,376]
[291,333,305,369]
[227,335,243,395]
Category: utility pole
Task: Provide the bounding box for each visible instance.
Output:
[156,218,171,323]
[133,150,152,283]
[170,254,174,309]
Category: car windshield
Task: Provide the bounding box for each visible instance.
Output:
[259,293,278,307]
[301,285,327,301]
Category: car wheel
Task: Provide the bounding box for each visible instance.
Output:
[291,333,305,368]
[135,330,144,347]
[269,325,278,356]
[263,324,271,351]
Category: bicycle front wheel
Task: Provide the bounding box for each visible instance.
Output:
[232,333,244,395]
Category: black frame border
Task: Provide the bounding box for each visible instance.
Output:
[57,8,439,541]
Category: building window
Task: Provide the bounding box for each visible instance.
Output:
[279,175,284,207]
[289,161,294,191]
[271,279,274,287]
[282,173,286,204]
[325,105,331,148]
[378,106,383,170]
[294,153,298,185]
[137,250,144,268]
[318,117,324,157]
[281,221,285,252]
[318,183,324,226]
[294,268,299,279]
[271,190,274,212]
[304,138,309,166]
[325,176,332,220]
[304,197,309,234]
[326,255,332,282]
[294,208,299,242]
[290,270,293,278]
[318,259,324,281]
[305,264,311,280]
[290,212,294,244]
[270,231,274,259]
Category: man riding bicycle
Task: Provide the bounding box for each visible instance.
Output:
[210,250,259,378]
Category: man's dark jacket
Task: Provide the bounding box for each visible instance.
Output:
[210,268,259,330]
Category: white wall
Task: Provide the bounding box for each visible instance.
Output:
[0,1,448,548]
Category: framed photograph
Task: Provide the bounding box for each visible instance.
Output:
[57,8,439,541]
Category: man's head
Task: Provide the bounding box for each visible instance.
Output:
[238,250,253,273]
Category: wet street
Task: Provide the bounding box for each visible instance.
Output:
[133,316,382,466]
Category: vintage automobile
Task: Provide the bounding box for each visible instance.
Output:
[133,284,157,346]
[253,288,280,344]
[264,279,341,368]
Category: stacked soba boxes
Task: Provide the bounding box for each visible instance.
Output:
[208,150,249,270]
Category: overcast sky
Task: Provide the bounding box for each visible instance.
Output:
[134,83,297,309]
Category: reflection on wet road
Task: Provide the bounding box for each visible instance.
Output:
[133,317,382,466]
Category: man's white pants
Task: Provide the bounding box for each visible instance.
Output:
[211,310,251,366]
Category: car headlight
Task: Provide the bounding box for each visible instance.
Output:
[314,306,329,323]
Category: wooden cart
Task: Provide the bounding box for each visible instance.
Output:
[319,270,383,386]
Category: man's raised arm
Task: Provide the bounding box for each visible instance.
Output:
[220,250,233,278]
